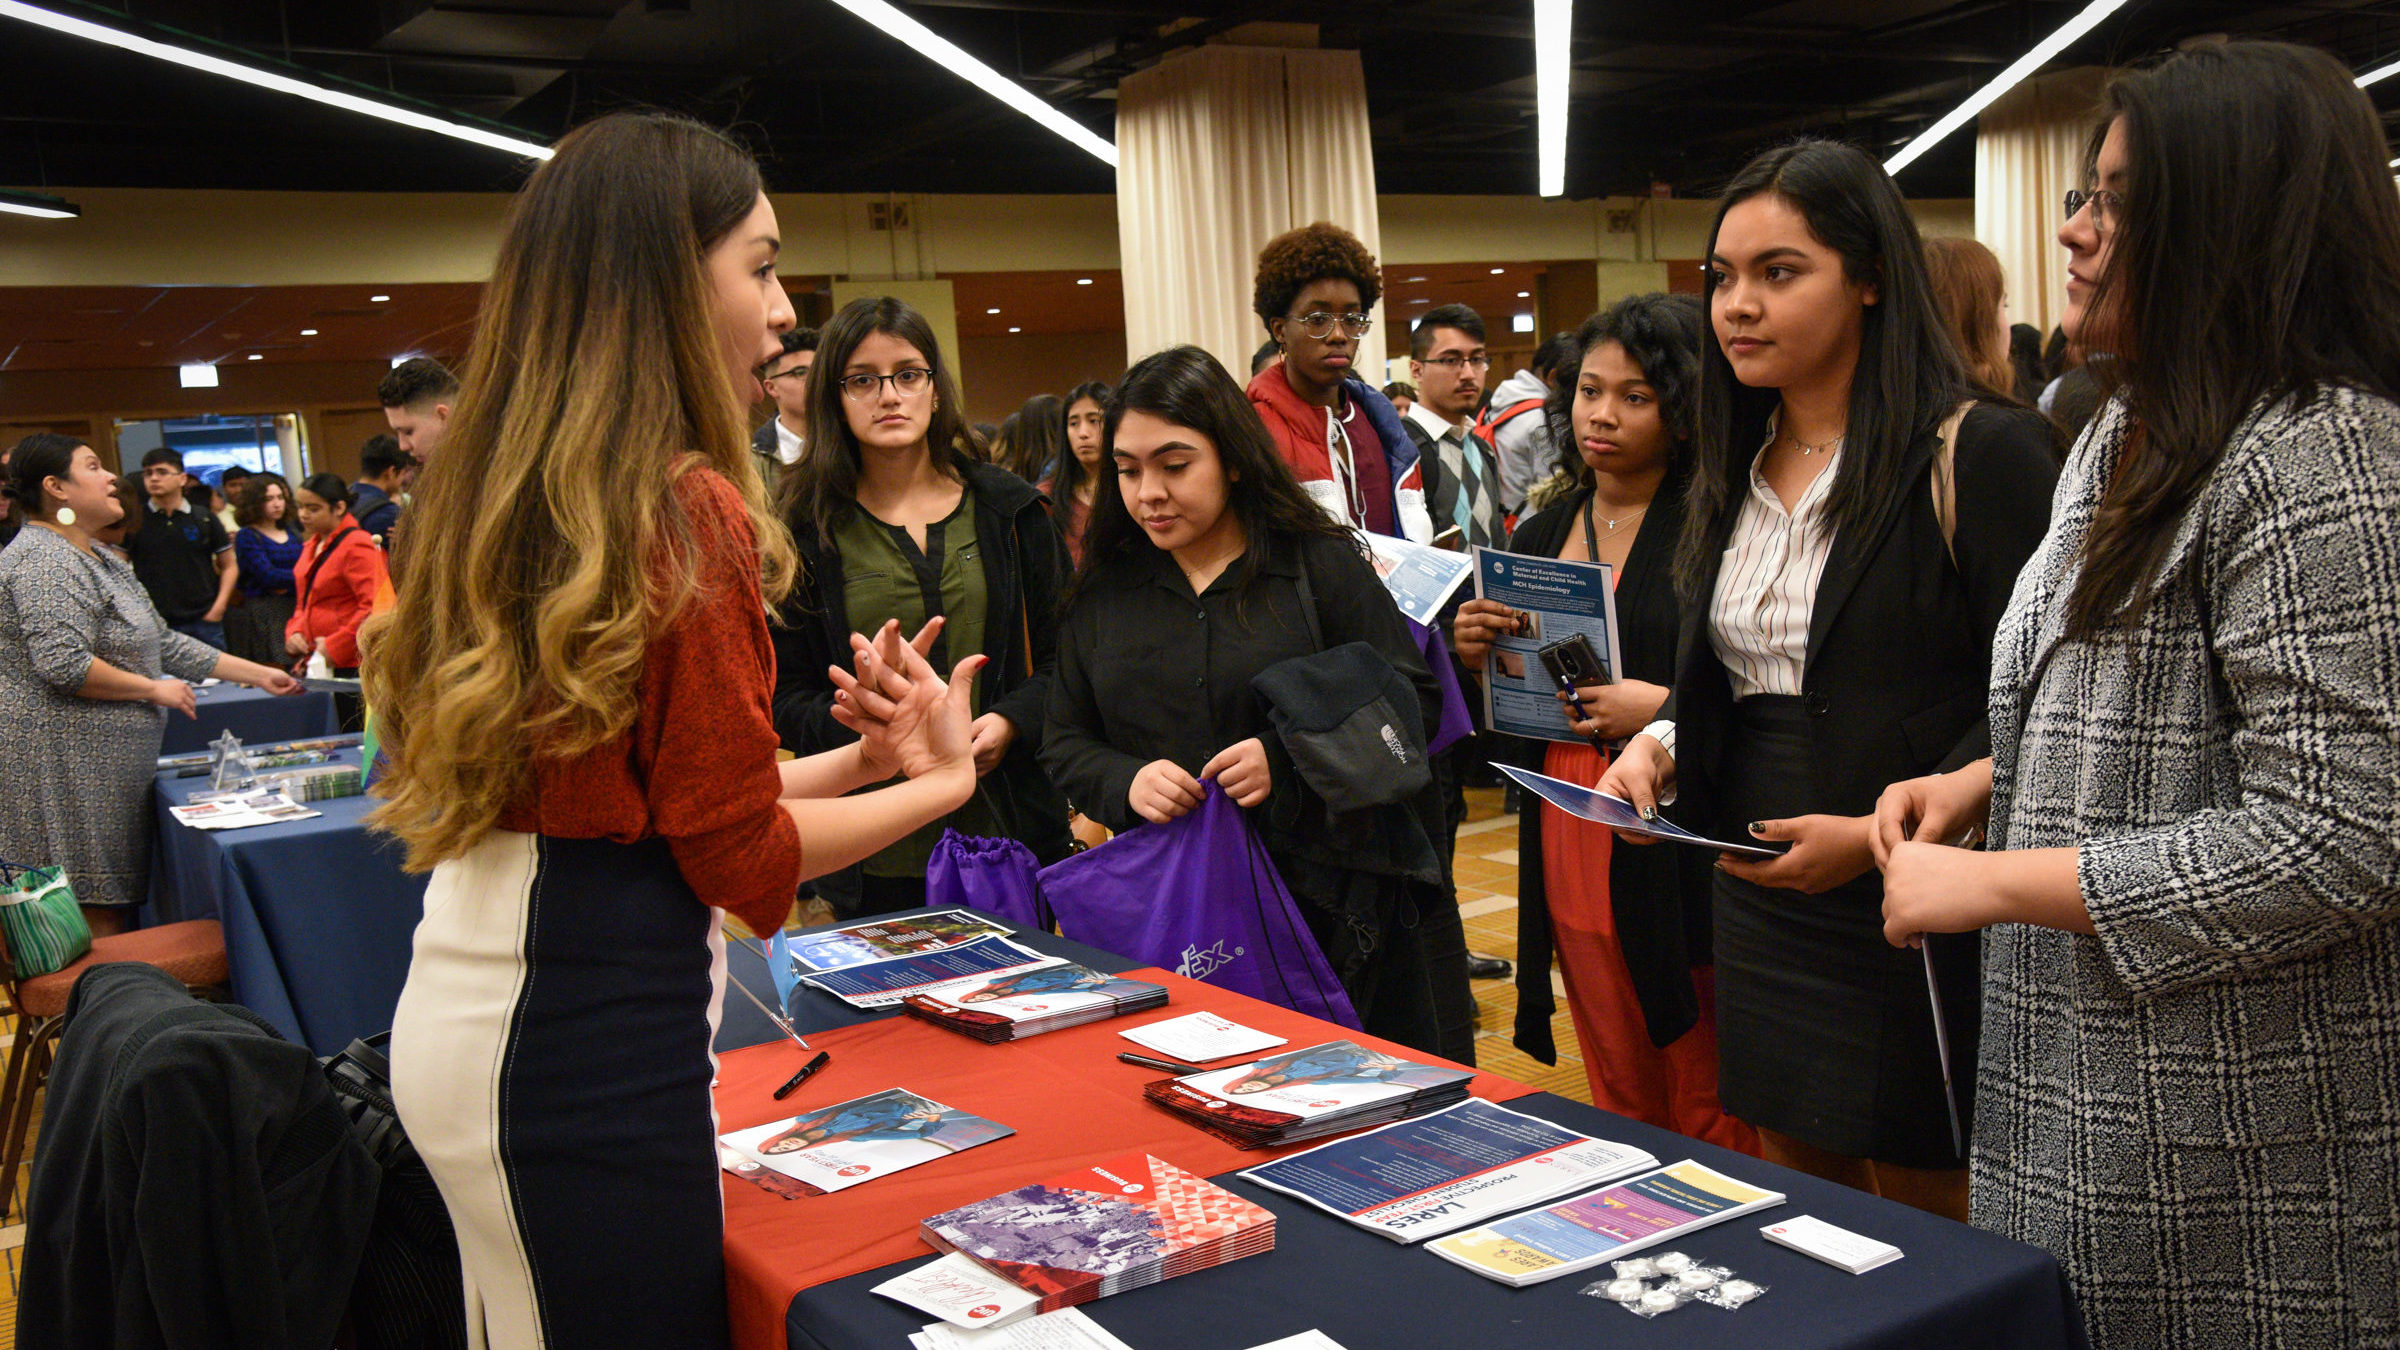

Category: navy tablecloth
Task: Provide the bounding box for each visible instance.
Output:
[160,681,340,755]
[148,747,427,1054]
[753,916,2089,1350]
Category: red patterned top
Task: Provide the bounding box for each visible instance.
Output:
[498,465,800,935]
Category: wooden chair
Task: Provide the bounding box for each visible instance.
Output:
[0,917,231,1218]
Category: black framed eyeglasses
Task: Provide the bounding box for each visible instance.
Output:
[837,368,935,401]
[1285,310,1373,339]
[761,363,809,385]
[2063,188,2125,229]
[1419,354,1491,371]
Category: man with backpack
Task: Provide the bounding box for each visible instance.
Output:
[1480,331,1579,517]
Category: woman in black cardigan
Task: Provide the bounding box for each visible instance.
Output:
[1600,141,2058,1217]
[1456,295,1754,1153]
[1043,345,1472,1063]
[771,297,1073,917]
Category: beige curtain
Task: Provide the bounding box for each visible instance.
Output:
[1975,67,2111,337]
[1116,45,1382,381]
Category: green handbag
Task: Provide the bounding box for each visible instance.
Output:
[0,858,94,979]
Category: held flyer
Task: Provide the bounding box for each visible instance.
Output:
[1425,1159,1785,1286]
[1239,1099,1657,1242]
[1357,530,1475,627]
[719,1088,1013,1196]
[1470,546,1623,745]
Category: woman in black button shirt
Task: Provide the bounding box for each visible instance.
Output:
[1041,345,1472,1062]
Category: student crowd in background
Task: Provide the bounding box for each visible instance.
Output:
[1,35,2394,1350]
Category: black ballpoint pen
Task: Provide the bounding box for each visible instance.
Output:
[1117,1051,1190,1074]
[772,1050,831,1101]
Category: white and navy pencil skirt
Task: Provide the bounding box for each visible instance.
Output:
[390,831,731,1350]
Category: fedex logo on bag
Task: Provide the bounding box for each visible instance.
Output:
[1177,939,1246,981]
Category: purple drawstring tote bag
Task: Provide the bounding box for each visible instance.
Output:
[924,828,1050,932]
[1404,615,1475,756]
[1037,784,1361,1030]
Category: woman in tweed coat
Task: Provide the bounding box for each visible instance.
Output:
[1874,44,2400,1346]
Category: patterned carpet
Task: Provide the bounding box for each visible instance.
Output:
[0,787,1568,1334]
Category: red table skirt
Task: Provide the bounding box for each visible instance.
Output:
[717,968,1538,1350]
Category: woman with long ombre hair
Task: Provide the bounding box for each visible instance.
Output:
[1876,42,2400,1342]
[367,114,980,1348]
[1599,139,2059,1218]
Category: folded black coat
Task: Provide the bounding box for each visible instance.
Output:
[19,962,381,1350]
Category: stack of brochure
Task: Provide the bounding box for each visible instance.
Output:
[1142,1040,1473,1149]
[1239,1100,1657,1242]
[718,1088,1013,1198]
[902,961,1168,1042]
[922,1152,1275,1312]
[786,910,1015,975]
[1424,1159,1786,1286]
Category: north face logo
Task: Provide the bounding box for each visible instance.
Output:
[1177,940,1245,980]
[1380,723,1411,763]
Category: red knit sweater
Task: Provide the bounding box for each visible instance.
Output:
[496,467,802,935]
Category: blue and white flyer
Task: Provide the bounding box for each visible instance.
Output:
[1358,530,1475,627]
[1470,546,1623,744]
[1239,1100,1656,1242]
[801,935,1054,1008]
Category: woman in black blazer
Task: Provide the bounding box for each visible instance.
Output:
[1457,295,1754,1154]
[1601,141,2058,1217]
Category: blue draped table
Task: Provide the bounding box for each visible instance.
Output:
[161,681,340,755]
[148,747,426,1054]
[725,914,2086,1350]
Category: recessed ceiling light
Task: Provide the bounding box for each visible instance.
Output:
[178,364,218,388]
[1409,298,1430,305]
[1490,268,1506,275]
[370,294,390,303]
[1512,313,1535,333]
[246,353,263,360]
[1008,326,1022,334]
[390,355,410,367]
[1404,276,1427,283]
[1517,291,1531,298]
[300,328,318,336]
[987,308,1001,315]
[1075,278,1093,286]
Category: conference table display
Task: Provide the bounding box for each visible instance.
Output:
[716,910,2087,1350]
[148,743,426,1054]
[160,679,340,755]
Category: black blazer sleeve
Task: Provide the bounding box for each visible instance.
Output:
[988,501,1069,745]
[1038,590,1149,834]
[769,564,852,756]
[1938,402,2061,770]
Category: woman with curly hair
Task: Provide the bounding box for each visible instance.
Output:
[1246,221,1433,543]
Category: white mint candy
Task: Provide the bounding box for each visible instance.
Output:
[1723,1279,1761,1300]
[1653,1252,1694,1274]
[1639,1290,1680,1314]
[1677,1269,1719,1290]
[1603,1278,1646,1301]
[1617,1258,1657,1278]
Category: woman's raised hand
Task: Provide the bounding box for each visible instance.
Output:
[830,618,978,784]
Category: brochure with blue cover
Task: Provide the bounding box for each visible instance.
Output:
[1470,546,1622,745]
[1494,763,1785,859]
[800,935,1053,1009]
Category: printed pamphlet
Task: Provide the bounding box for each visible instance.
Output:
[1494,764,1785,859]
[1761,1213,1905,1273]
[801,935,1054,1009]
[1425,1159,1786,1286]
[1470,545,1622,745]
[873,1252,1040,1330]
[1240,1099,1657,1242]
[718,1088,1012,1196]
[787,909,1016,973]
[1119,1011,1288,1063]
[905,1307,1136,1350]
[1358,529,1475,627]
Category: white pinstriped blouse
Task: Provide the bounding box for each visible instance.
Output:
[1640,430,1841,759]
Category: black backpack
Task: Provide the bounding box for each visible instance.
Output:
[322,1033,470,1350]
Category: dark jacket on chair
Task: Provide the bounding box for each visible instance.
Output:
[18,962,381,1350]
